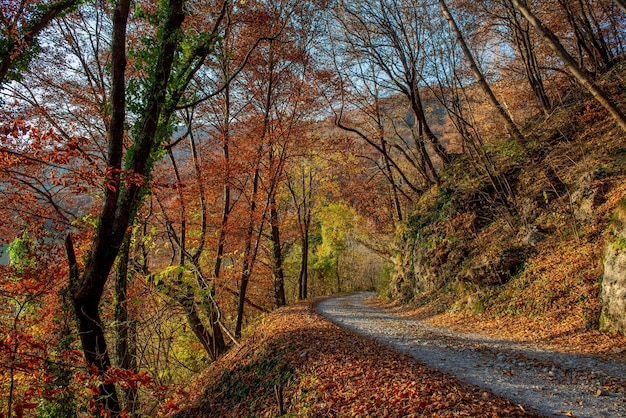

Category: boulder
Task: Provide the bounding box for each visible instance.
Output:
[523,226,545,246]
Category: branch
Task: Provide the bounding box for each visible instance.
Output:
[64,233,79,289]
[0,0,83,84]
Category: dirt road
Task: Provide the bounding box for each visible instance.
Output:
[317,293,626,417]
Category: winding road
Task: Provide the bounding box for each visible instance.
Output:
[317,293,626,418]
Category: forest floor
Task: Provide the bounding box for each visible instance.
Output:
[172,291,626,417]
[172,296,541,417]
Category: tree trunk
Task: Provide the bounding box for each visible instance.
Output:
[409,86,449,169]
[578,0,613,68]
[207,284,226,355]
[387,164,403,222]
[299,227,309,300]
[187,130,227,357]
[235,162,261,338]
[287,165,312,301]
[556,0,612,72]
[439,0,526,145]
[68,0,132,412]
[75,298,121,412]
[378,124,404,222]
[504,0,552,113]
[71,1,187,414]
[209,70,233,355]
[335,253,341,294]
[409,113,440,184]
[115,232,138,414]
[178,284,220,360]
[270,198,286,307]
[236,42,277,335]
[212,62,232,284]
[511,0,626,133]
[166,145,224,361]
[68,233,120,414]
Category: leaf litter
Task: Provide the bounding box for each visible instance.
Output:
[171,297,536,417]
[318,293,626,418]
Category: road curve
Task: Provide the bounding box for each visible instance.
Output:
[317,293,626,418]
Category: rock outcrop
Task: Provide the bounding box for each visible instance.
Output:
[600,202,626,334]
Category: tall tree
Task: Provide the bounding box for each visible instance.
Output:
[333,0,450,174]
[288,161,315,300]
[330,53,434,195]
[230,0,325,329]
[63,0,231,413]
[511,0,626,133]
[439,0,526,146]
[157,138,227,361]
[496,0,552,113]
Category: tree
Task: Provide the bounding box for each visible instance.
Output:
[288,160,315,300]
[555,0,615,73]
[330,63,432,198]
[0,234,79,417]
[156,136,227,361]
[65,1,175,411]
[477,0,552,113]
[113,232,139,414]
[439,0,525,146]
[0,0,82,84]
[511,0,626,133]
[227,0,326,328]
[419,9,517,220]
[314,202,356,293]
[60,0,232,413]
[332,0,451,179]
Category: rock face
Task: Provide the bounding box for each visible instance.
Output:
[600,204,626,335]
[390,224,452,301]
[389,217,526,301]
[570,171,607,222]
[457,248,527,286]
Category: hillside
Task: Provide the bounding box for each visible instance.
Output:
[171,298,537,417]
[3,2,626,416]
[384,59,626,351]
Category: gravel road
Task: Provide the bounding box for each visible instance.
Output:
[317,293,626,418]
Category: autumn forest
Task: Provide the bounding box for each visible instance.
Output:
[1,0,626,416]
